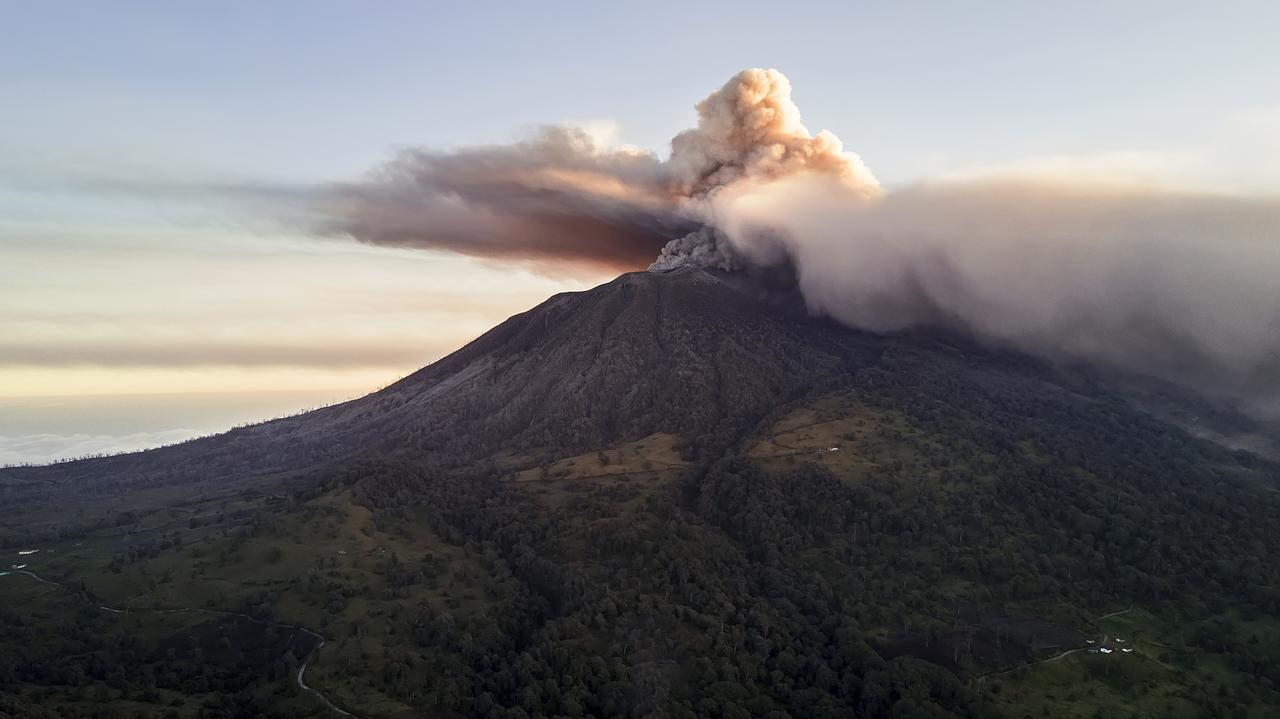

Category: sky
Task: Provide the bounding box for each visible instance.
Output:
[3,1,1279,464]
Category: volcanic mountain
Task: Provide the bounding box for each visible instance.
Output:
[4,266,880,500]
[2,267,1279,718]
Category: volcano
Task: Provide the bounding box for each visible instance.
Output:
[2,266,877,497]
[2,268,1279,718]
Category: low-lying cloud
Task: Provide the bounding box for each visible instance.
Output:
[0,429,200,466]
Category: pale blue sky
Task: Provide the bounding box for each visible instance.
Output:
[5,1,1279,185]
[2,1,1278,462]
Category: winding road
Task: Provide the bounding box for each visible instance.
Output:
[4,567,357,717]
[294,628,355,717]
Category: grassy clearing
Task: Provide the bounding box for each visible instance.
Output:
[991,607,1280,718]
[748,393,941,482]
[511,432,687,482]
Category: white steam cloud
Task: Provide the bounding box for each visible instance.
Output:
[710,174,1280,400]
[327,68,1280,406]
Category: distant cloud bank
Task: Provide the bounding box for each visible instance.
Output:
[0,429,200,466]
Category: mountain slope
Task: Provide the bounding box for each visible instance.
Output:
[3,267,873,514]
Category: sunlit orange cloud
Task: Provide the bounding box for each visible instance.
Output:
[0,366,398,399]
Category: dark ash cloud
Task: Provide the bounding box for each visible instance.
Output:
[319,126,691,271]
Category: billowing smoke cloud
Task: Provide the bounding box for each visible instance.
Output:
[649,227,738,272]
[710,174,1280,402]
[323,68,874,272]
[326,68,1280,407]
[664,68,878,197]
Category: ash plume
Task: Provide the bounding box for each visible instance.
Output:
[665,68,878,197]
[325,68,1280,407]
[323,69,874,272]
[648,227,739,272]
[710,174,1280,405]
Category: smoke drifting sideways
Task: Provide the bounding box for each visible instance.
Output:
[321,68,875,273]
[323,68,1280,411]
[716,175,1280,408]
